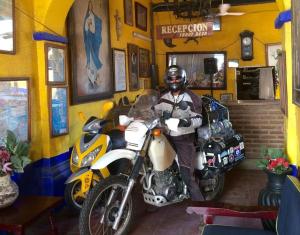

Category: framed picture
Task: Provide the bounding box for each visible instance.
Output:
[124,0,133,26]
[266,43,282,66]
[0,0,15,54]
[68,0,113,104]
[45,43,66,85]
[127,43,139,91]
[220,93,233,102]
[139,47,150,77]
[166,51,227,90]
[0,77,30,142]
[135,2,147,31]
[112,48,127,92]
[49,86,69,137]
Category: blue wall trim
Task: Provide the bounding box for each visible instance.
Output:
[275,10,291,29]
[12,148,73,196]
[33,32,68,44]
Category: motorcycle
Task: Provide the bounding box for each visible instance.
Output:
[79,91,245,234]
[64,101,127,212]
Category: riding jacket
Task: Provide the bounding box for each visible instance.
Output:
[155,89,202,137]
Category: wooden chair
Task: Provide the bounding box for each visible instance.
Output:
[186,175,300,235]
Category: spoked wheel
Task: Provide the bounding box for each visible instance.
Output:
[195,172,225,201]
[79,175,133,235]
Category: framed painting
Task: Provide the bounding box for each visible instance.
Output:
[45,43,66,85]
[112,48,127,92]
[139,47,150,77]
[49,86,69,137]
[266,43,282,66]
[0,77,30,142]
[124,0,133,26]
[135,2,147,31]
[0,0,15,54]
[127,43,139,91]
[68,0,113,104]
[166,51,227,90]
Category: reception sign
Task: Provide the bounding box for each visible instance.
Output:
[156,22,213,39]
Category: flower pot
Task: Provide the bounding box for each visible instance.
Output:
[258,168,292,231]
[0,174,19,209]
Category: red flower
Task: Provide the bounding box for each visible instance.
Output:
[0,147,10,162]
[283,161,289,168]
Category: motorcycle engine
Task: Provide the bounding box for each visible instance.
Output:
[152,163,182,201]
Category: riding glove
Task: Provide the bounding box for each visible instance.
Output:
[178,118,191,127]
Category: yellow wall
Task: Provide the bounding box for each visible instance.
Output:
[276,0,300,166]
[0,0,152,161]
[154,3,281,100]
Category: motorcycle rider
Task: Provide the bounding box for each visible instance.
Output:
[155,65,204,201]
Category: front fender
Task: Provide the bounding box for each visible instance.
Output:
[91,149,136,170]
[65,167,92,184]
[65,167,94,194]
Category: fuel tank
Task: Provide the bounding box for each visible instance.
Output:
[148,134,176,171]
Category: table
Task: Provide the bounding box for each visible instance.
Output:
[0,196,63,235]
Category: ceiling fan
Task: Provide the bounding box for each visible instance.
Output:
[216,1,245,16]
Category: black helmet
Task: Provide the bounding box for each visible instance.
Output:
[164,65,187,92]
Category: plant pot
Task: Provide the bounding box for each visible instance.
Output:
[0,174,19,209]
[258,168,292,231]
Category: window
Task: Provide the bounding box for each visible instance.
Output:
[292,0,300,106]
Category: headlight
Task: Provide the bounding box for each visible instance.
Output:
[71,148,79,166]
[81,146,102,167]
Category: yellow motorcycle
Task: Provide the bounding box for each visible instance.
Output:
[64,102,127,212]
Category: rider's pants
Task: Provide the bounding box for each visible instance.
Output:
[167,133,204,201]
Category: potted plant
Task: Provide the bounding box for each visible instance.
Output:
[256,147,291,175]
[256,146,291,231]
[0,130,31,208]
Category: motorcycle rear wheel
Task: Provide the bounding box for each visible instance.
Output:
[79,175,133,235]
[196,173,225,201]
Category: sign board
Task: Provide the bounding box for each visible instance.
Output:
[156,22,213,39]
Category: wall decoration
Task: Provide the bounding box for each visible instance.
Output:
[157,22,213,39]
[0,0,15,54]
[135,2,147,31]
[124,0,133,26]
[228,59,239,68]
[113,48,127,92]
[114,10,122,41]
[266,43,282,66]
[167,51,227,90]
[127,43,139,91]
[139,47,150,77]
[0,78,30,142]
[220,93,233,102]
[212,17,221,31]
[49,86,68,137]
[45,43,66,85]
[68,0,113,104]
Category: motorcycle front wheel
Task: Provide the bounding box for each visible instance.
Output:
[79,175,133,235]
[64,180,84,212]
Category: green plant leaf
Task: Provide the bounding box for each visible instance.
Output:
[5,130,17,153]
[10,155,23,171]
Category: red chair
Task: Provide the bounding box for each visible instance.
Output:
[186,175,300,235]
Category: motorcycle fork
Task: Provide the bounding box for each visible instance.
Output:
[112,155,144,230]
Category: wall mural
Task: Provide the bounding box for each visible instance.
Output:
[68,0,113,104]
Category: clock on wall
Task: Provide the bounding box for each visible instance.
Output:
[240,30,254,61]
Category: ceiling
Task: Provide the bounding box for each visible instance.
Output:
[152,0,276,19]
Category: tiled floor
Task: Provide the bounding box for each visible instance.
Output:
[26,169,267,235]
